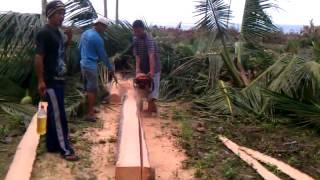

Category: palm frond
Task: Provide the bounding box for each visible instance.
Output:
[240,0,278,42]
[0,103,36,127]
[64,0,97,27]
[263,89,320,127]
[104,21,133,57]
[195,0,232,40]
[192,86,232,115]
[232,86,268,117]
[0,12,41,61]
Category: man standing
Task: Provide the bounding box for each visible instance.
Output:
[35,1,78,161]
[79,16,114,121]
[132,20,161,113]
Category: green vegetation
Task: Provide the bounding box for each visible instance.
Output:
[1,0,320,179]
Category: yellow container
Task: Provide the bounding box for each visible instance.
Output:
[37,105,47,135]
[37,116,47,135]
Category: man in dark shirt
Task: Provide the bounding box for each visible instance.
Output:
[132,20,161,113]
[34,0,78,161]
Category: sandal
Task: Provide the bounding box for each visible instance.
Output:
[84,115,98,122]
[94,107,100,114]
[63,154,79,161]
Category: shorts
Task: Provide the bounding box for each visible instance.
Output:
[81,67,97,93]
[149,72,160,100]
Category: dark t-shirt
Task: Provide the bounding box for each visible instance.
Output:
[35,25,67,85]
[133,34,161,74]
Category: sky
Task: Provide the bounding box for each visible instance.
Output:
[0,0,319,27]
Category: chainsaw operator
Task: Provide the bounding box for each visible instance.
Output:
[132,20,161,113]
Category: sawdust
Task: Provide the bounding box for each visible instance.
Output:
[142,114,194,180]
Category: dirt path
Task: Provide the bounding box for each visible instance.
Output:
[31,104,119,180]
[143,113,194,180]
[31,78,194,180]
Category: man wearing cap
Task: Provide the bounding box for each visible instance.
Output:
[79,16,114,121]
[34,0,78,161]
[132,20,161,113]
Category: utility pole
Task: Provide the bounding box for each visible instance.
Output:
[104,0,108,18]
[41,0,47,25]
[115,0,119,24]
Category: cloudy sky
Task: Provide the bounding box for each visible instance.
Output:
[1,0,319,27]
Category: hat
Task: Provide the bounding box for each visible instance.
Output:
[132,20,145,29]
[93,16,108,26]
[46,1,65,18]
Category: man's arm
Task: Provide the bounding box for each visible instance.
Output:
[135,56,141,73]
[148,53,156,78]
[96,37,113,71]
[133,41,142,74]
[147,37,157,78]
[35,31,46,97]
[63,28,72,47]
[35,54,46,97]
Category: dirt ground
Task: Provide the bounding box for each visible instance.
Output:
[31,79,194,180]
[0,115,25,180]
[171,105,320,180]
[31,104,119,180]
[143,113,194,180]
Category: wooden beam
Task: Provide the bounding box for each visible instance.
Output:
[218,135,281,180]
[5,102,47,180]
[115,90,153,180]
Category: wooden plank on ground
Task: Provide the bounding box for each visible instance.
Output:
[240,146,314,180]
[5,102,47,180]
[218,135,281,180]
[115,90,153,180]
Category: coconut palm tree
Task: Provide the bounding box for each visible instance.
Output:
[104,0,108,18]
[41,0,47,24]
[116,0,119,24]
[196,0,278,87]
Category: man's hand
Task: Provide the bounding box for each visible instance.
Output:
[64,28,73,46]
[136,67,141,74]
[38,80,46,97]
[108,71,118,84]
[148,71,155,79]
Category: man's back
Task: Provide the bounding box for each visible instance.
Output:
[79,28,104,70]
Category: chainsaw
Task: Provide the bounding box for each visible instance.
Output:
[133,73,154,112]
[133,73,154,92]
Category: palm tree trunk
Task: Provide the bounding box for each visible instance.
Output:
[115,0,119,24]
[41,0,47,25]
[235,0,250,86]
[227,0,232,27]
[104,0,108,18]
[220,37,244,87]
